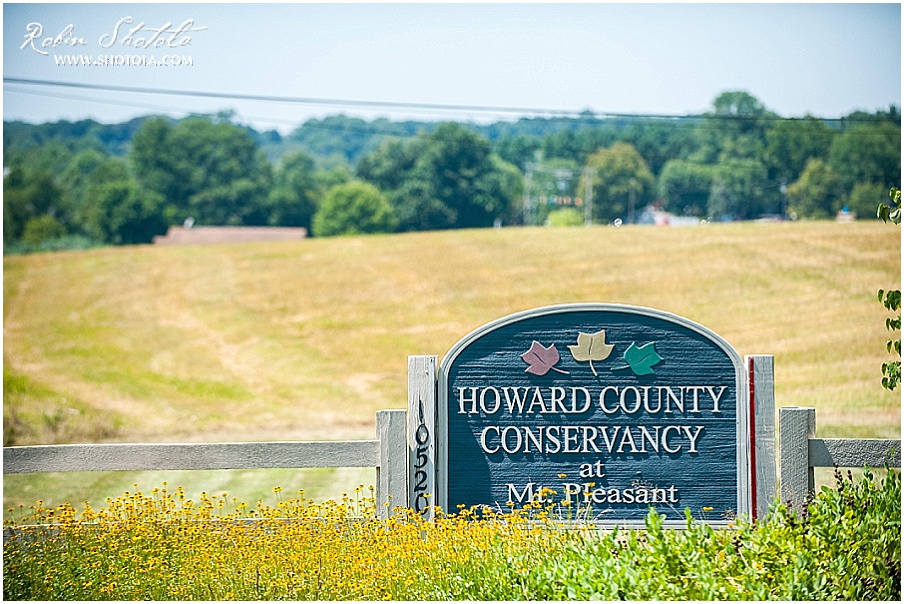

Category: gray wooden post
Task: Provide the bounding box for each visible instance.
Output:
[748,355,777,520]
[376,409,407,519]
[408,355,437,519]
[779,406,815,515]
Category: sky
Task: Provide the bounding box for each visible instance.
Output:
[2,2,902,134]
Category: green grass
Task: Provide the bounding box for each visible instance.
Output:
[3,221,900,508]
[2,467,374,514]
[3,367,122,446]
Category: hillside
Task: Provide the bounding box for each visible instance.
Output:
[5,219,900,441]
[3,221,900,506]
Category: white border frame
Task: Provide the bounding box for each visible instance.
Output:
[436,303,751,529]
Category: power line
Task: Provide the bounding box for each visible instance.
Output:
[5,86,204,120]
[3,84,307,130]
[4,76,897,174]
[8,76,898,125]
[6,77,898,138]
[3,76,615,119]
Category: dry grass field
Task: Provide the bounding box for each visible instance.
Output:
[3,221,901,508]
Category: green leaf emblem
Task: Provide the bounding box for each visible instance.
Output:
[613,342,663,376]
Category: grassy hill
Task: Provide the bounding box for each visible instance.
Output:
[3,221,900,508]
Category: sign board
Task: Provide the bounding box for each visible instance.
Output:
[433,304,751,527]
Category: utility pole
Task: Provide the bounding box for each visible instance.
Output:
[584,167,593,226]
[522,164,534,226]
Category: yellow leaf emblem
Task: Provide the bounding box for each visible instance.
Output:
[568,330,614,376]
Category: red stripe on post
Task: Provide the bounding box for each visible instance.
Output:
[748,357,758,521]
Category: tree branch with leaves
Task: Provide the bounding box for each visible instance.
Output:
[877,187,901,390]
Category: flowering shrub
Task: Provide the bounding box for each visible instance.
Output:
[4,469,899,600]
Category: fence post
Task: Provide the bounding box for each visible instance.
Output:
[748,355,777,520]
[376,409,407,519]
[779,406,815,515]
[408,355,437,519]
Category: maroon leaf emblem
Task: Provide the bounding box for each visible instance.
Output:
[521,341,570,376]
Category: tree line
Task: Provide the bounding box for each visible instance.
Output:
[3,91,900,251]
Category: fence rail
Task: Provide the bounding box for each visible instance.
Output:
[3,406,900,532]
[2,409,407,521]
[779,406,901,513]
[3,441,379,473]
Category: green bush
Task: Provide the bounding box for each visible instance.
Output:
[523,467,900,600]
[545,207,584,227]
[3,234,101,255]
[21,215,67,246]
[312,181,396,237]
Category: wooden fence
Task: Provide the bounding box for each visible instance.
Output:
[3,409,408,521]
[3,405,899,532]
[779,406,900,513]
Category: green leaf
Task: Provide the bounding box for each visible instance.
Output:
[613,342,663,376]
[878,187,901,224]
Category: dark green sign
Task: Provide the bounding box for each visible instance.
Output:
[437,304,751,526]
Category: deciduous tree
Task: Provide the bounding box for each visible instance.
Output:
[707,159,770,221]
[130,116,273,226]
[357,123,516,231]
[581,142,654,223]
[828,121,902,193]
[312,181,396,236]
[786,158,841,219]
[3,166,66,244]
[764,116,833,184]
[657,160,713,217]
[693,91,776,165]
[267,151,330,231]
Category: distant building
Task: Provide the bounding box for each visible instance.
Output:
[836,207,856,223]
[638,205,702,227]
[153,225,307,245]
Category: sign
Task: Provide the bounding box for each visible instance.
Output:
[434,304,751,526]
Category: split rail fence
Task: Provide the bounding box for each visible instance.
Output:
[3,405,900,536]
[779,406,900,513]
[3,410,408,525]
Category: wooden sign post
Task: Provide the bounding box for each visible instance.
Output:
[411,304,774,526]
